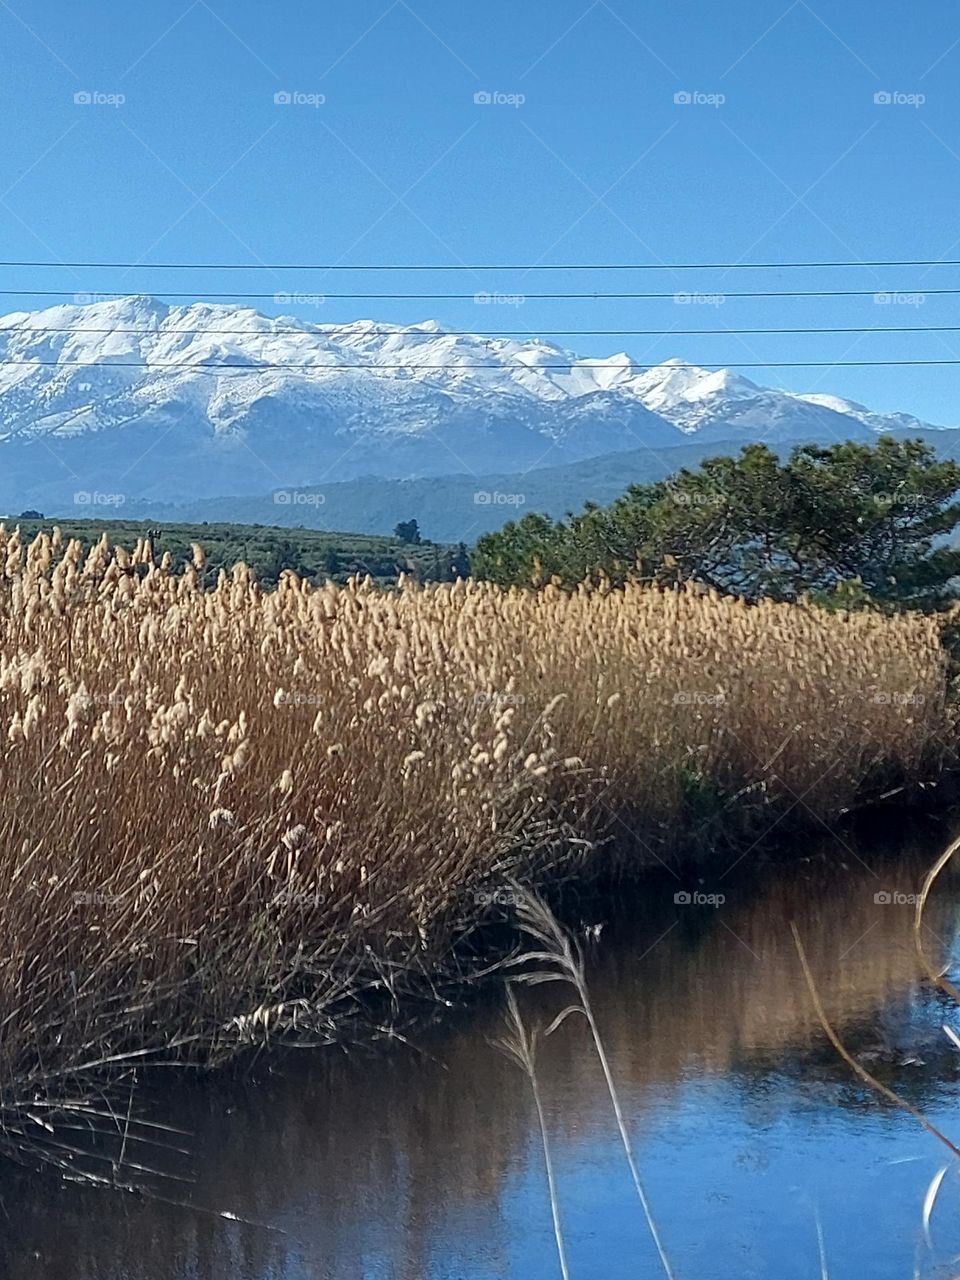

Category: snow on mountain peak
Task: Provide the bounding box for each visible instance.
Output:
[624,358,760,419]
[0,295,951,511]
[794,391,868,415]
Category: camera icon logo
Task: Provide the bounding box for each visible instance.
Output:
[274,90,292,105]
[674,91,692,105]
[474,90,492,105]
[674,891,692,905]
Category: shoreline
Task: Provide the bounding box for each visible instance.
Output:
[2,805,955,1199]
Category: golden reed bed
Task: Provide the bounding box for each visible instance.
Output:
[0,525,953,1163]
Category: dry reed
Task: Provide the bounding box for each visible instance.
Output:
[509,891,676,1280]
[494,988,571,1280]
[0,526,955,1171]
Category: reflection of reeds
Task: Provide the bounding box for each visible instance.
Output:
[914,832,960,1005]
[813,1206,829,1280]
[494,988,570,1280]
[791,920,960,1158]
[794,881,960,1266]
[510,890,677,1280]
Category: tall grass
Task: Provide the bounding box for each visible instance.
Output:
[0,526,954,1168]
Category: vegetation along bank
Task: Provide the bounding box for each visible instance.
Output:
[0,518,955,1170]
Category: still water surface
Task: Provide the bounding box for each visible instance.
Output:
[5,835,960,1279]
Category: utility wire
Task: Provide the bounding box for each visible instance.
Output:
[2,324,960,339]
[2,257,960,271]
[0,288,957,301]
[1,358,960,370]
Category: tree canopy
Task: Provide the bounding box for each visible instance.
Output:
[472,437,960,609]
[394,518,422,545]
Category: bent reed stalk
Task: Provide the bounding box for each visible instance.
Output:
[0,526,956,1171]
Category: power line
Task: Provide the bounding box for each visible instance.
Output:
[0,288,956,301]
[3,324,960,339]
[2,257,960,271]
[2,358,960,371]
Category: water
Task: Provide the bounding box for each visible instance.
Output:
[5,834,960,1279]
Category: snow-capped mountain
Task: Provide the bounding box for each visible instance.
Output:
[0,296,950,510]
[624,360,928,443]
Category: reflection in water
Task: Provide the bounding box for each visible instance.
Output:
[3,836,960,1279]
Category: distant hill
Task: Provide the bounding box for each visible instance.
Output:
[79,428,960,544]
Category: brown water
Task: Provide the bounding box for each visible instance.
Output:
[4,832,960,1279]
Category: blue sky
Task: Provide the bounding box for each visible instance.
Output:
[1,0,959,421]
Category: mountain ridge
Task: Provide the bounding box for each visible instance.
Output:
[0,296,952,510]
